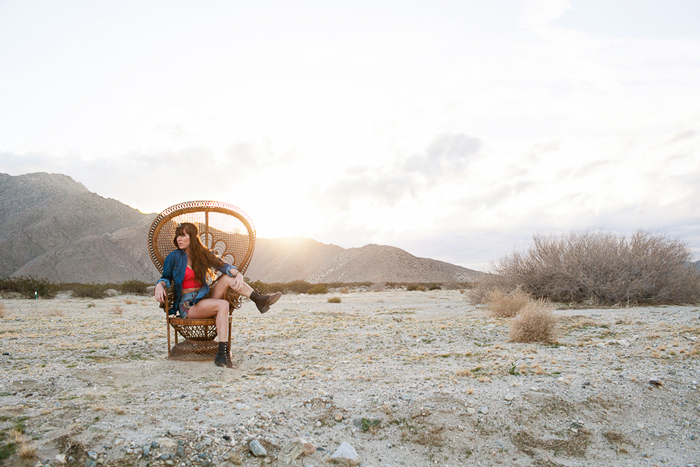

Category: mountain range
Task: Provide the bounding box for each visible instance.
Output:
[0,172,480,284]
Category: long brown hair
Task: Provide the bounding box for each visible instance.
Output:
[173,223,225,286]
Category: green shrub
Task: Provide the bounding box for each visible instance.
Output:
[119,280,150,295]
[285,280,313,294]
[307,284,329,295]
[494,231,700,306]
[71,283,108,299]
[0,276,58,299]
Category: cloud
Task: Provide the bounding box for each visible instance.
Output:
[0,141,296,213]
[518,0,572,31]
[401,132,482,183]
[317,132,482,210]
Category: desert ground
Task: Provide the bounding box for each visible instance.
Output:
[1,289,699,467]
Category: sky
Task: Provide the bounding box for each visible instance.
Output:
[1,0,699,270]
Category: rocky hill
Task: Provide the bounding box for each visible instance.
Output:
[0,172,480,284]
[0,172,155,283]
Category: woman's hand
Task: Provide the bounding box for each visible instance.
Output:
[231,271,244,292]
[155,282,167,304]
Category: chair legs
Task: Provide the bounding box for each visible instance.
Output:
[166,315,233,362]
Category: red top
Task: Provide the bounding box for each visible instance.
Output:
[182,266,202,289]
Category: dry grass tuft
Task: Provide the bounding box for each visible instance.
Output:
[571,318,597,328]
[487,288,530,318]
[513,430,591,457]
[46,309,65,317]
[9,429,37,460]
[328,297,342,303]
[17,443,37,459]
[509,300,558,343]
[0,301,7,318]
[111,306,123,315]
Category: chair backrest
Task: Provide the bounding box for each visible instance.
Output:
[147,201,256,275]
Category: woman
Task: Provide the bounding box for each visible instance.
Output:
[154,222,281,368]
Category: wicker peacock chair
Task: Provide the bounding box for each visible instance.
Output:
[147,200,256,360]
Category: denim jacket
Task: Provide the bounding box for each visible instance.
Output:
[156,249,238,315]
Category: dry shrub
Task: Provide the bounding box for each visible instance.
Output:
[0,302,6,318]
[46,309,65,317]
[467,271,519,305]
[112,306,123,315]
[487,288,530,318]
[495,231,700,306]
[509,300,558,343]
[328,297,342,303]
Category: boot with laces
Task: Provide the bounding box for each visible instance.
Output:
[214,342,233,368]
[250,291,281,314]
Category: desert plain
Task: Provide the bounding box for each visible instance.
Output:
[1,289,699,467]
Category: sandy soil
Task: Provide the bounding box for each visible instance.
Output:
[1,289,699,467]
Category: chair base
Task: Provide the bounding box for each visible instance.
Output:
[166,316,232,361]
[169,340,218,361]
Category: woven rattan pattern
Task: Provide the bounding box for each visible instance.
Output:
[169,340,219,360]
[147,200,256,276]
[169,319,218,340]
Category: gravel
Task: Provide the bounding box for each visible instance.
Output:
[1,290,699,466]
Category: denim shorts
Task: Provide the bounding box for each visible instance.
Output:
[179,291,198,319]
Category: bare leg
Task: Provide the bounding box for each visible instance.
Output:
[209,275,253,298]
[187,298,229,342]
[210,274,281,314]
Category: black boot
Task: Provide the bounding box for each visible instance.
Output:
[215,342,233,368]
[250,291,281,314]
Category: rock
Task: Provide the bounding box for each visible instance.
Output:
[176,443,186,457]
[85,460,96,467]
[142,444,150,457]
[86,451,97,461]
[334,412,344,421]
[156,438,178,450]
[249,440,267,457]
[54,454,66,465]
[105,289,119,297]
[279,440,304,464]
[649,378,664,387]
[478,406,488,414]
[303,442,316,456]
[330,442,361,466]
